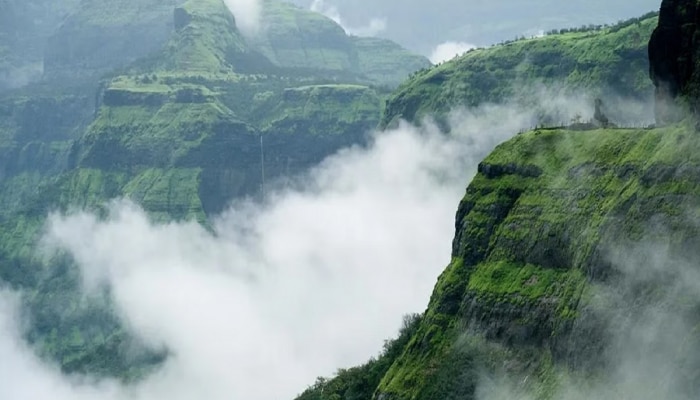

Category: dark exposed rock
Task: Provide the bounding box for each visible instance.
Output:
[173,7,192,31]
[102,89,168,107]
[648,0,700,123]
[593,98,612,127]
[477,162,543,179]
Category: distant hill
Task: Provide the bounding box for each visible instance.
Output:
[381,13,658,128]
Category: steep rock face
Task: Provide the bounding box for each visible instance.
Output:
[69,0,400,216]
[260,84,381,136]
[374,126,700,400]
[649,0,700,122]
[0,91,93,182]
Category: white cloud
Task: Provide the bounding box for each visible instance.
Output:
[310,0,387,37]
[223,0,262,35]
[429,41,477,64]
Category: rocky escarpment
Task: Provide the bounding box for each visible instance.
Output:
[372,126,700,400]
[649,0,700,123]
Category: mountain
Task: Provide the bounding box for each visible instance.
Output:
[295,3,700,400]
[0,0,429,378]
[381,12,658,128]
[298,127,700,400]
[2,0,698,396]
[0,0,79,89]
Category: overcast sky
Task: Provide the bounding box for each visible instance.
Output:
[293,0,661,57]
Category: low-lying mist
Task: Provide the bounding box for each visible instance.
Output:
[0,89,656,399]
[223,0,262,35]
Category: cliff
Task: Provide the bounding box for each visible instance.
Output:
[298,4,700,400]
[373,124,700,399]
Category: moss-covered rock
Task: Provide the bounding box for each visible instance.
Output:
[373,124,700,400]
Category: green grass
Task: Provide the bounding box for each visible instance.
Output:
[372,122,700,400]
[122,168,206,222]
[259,84,382,135]
[381,15,657,127]
[467,261,586,307]
[67,0,181,26]
[351,37,432,87]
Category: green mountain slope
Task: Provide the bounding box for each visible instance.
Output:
[0,0,429,379]
[381,13,658,127]
[351,37,432,87]
[376,124,700,400]
[298,123,700,400]
[296,5,700,400]
[44,0,181,81]
[4,0,695,395]
[300,0,700,400]
[249,1,430,86]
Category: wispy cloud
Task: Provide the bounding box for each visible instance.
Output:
[429,41,476,64]
[223,0,262,35]
[310,0,387,37]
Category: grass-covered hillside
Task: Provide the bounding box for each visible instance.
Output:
[381,13,658,127]
[300,122,700,400]
[250,1,429,86]
[298,6,700,399]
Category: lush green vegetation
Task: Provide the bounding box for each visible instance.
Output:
[368,123,700,400]
[5,1,700,398]
[298,118,700,400]
[543,11,659,36]
[381,14,658,127]
[252,0,354,72]
[259,84,382,135]
[295,314,422,400]
[0,0,429,380]
[68,0,180,26]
